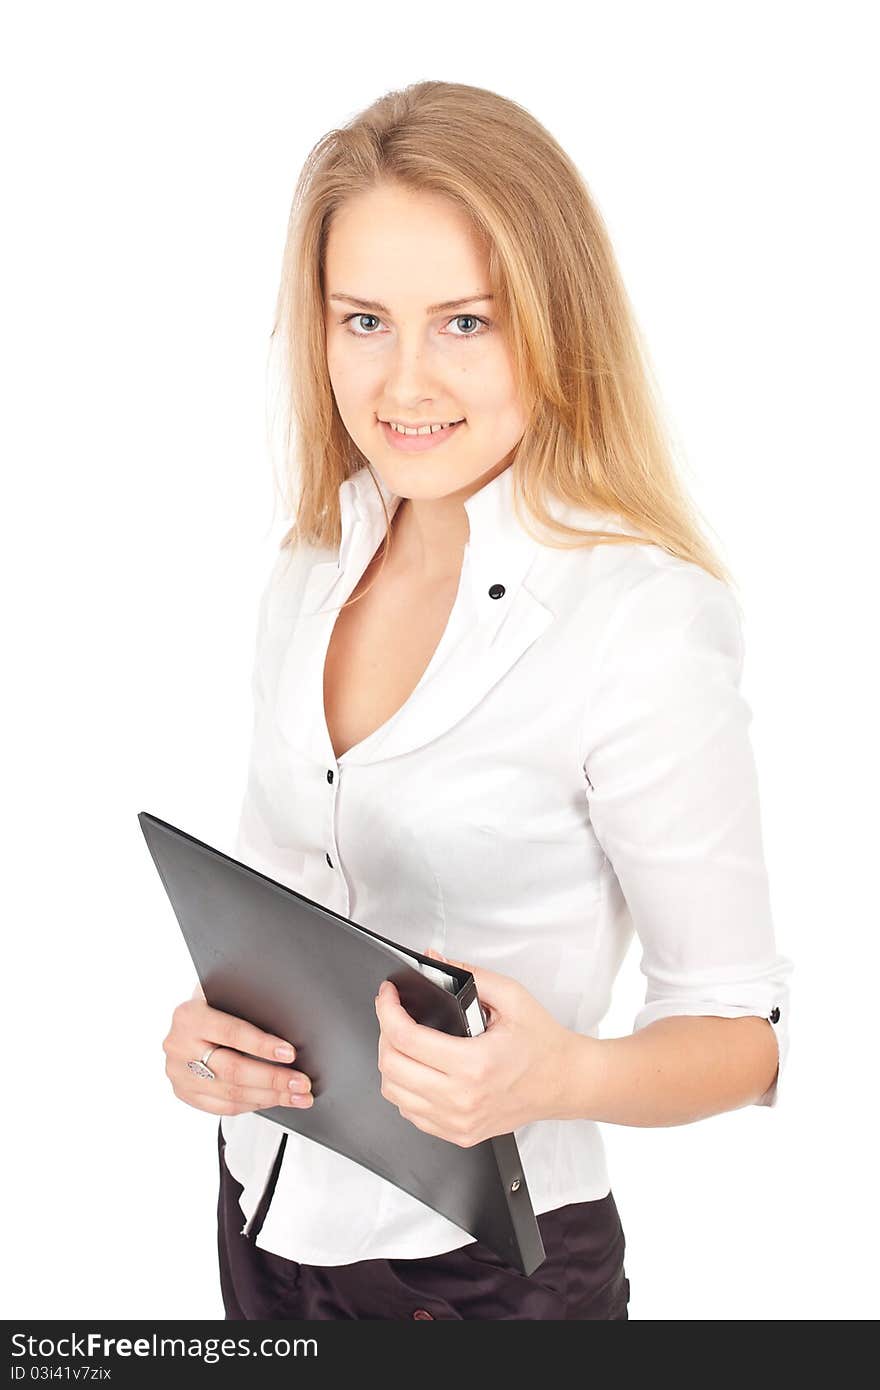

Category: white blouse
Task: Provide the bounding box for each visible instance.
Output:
[219,460,793,1266]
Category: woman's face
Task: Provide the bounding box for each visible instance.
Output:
[324,182,528,503]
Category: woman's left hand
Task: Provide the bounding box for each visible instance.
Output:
[374,948,581,1145]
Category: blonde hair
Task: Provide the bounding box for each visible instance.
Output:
[267,80,735,592]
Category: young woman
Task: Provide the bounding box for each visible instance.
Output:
[162,81,793,1321]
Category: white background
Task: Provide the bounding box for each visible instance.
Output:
[3,0,877,1322]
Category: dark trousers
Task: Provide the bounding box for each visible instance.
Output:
[217,1122,630,1320]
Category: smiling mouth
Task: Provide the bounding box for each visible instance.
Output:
[382,418,465,436]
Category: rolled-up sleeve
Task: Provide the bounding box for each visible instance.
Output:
[582,563,793,1108]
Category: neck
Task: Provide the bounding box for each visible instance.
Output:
[388,459,513,582]
[390,495,468,582]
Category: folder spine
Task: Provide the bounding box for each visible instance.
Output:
[456,976,488,1036]
[454,974,545,1275]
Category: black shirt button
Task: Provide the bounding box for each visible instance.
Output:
[325,852,333,868]
[327,769,334,783]
[412,1308,434,1319]
[488,583,505,599]
[769,1006,780,1023]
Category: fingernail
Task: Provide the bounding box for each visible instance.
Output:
[275,1045,295,1060]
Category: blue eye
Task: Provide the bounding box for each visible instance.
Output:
[339,312,490,342]
[446,314,490,339]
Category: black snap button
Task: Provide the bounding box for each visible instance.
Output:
[488,583,505,599]
[325,852,333,868]
[412,1308,434,1319]
[769,1006,780,1024]
[327,769,334,783]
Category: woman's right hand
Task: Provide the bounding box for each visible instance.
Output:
[162,981,314,1116]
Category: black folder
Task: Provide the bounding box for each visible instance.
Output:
[138,811,546,1276]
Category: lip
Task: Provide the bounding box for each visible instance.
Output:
[379,418,465,453]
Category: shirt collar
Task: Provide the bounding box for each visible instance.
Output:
[284,463,559,761]
[311,460,626,622]
[333,462,544,611]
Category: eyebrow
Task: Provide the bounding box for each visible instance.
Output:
[327,292,494,316]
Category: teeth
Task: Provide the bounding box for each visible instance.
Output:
[387,420,461,436]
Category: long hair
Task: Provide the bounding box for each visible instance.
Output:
[267,80,735,591]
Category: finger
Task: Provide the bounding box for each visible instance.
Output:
[381,1090,448,1141]
[380,1076,435,1119]
[174,1056,312,1112]
[379,1047,451,1107]
[192,1005,298,1063]
[185,1087,313,1117]
[204,1046,312,1098]
[375,985,471,1073]
[212,1078,312,1112]
[427,948,471,970]
[205,1078,314,1112]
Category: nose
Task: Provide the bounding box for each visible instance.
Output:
[382,333,447,405]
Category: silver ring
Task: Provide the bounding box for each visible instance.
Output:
[186,1045,219,1081]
